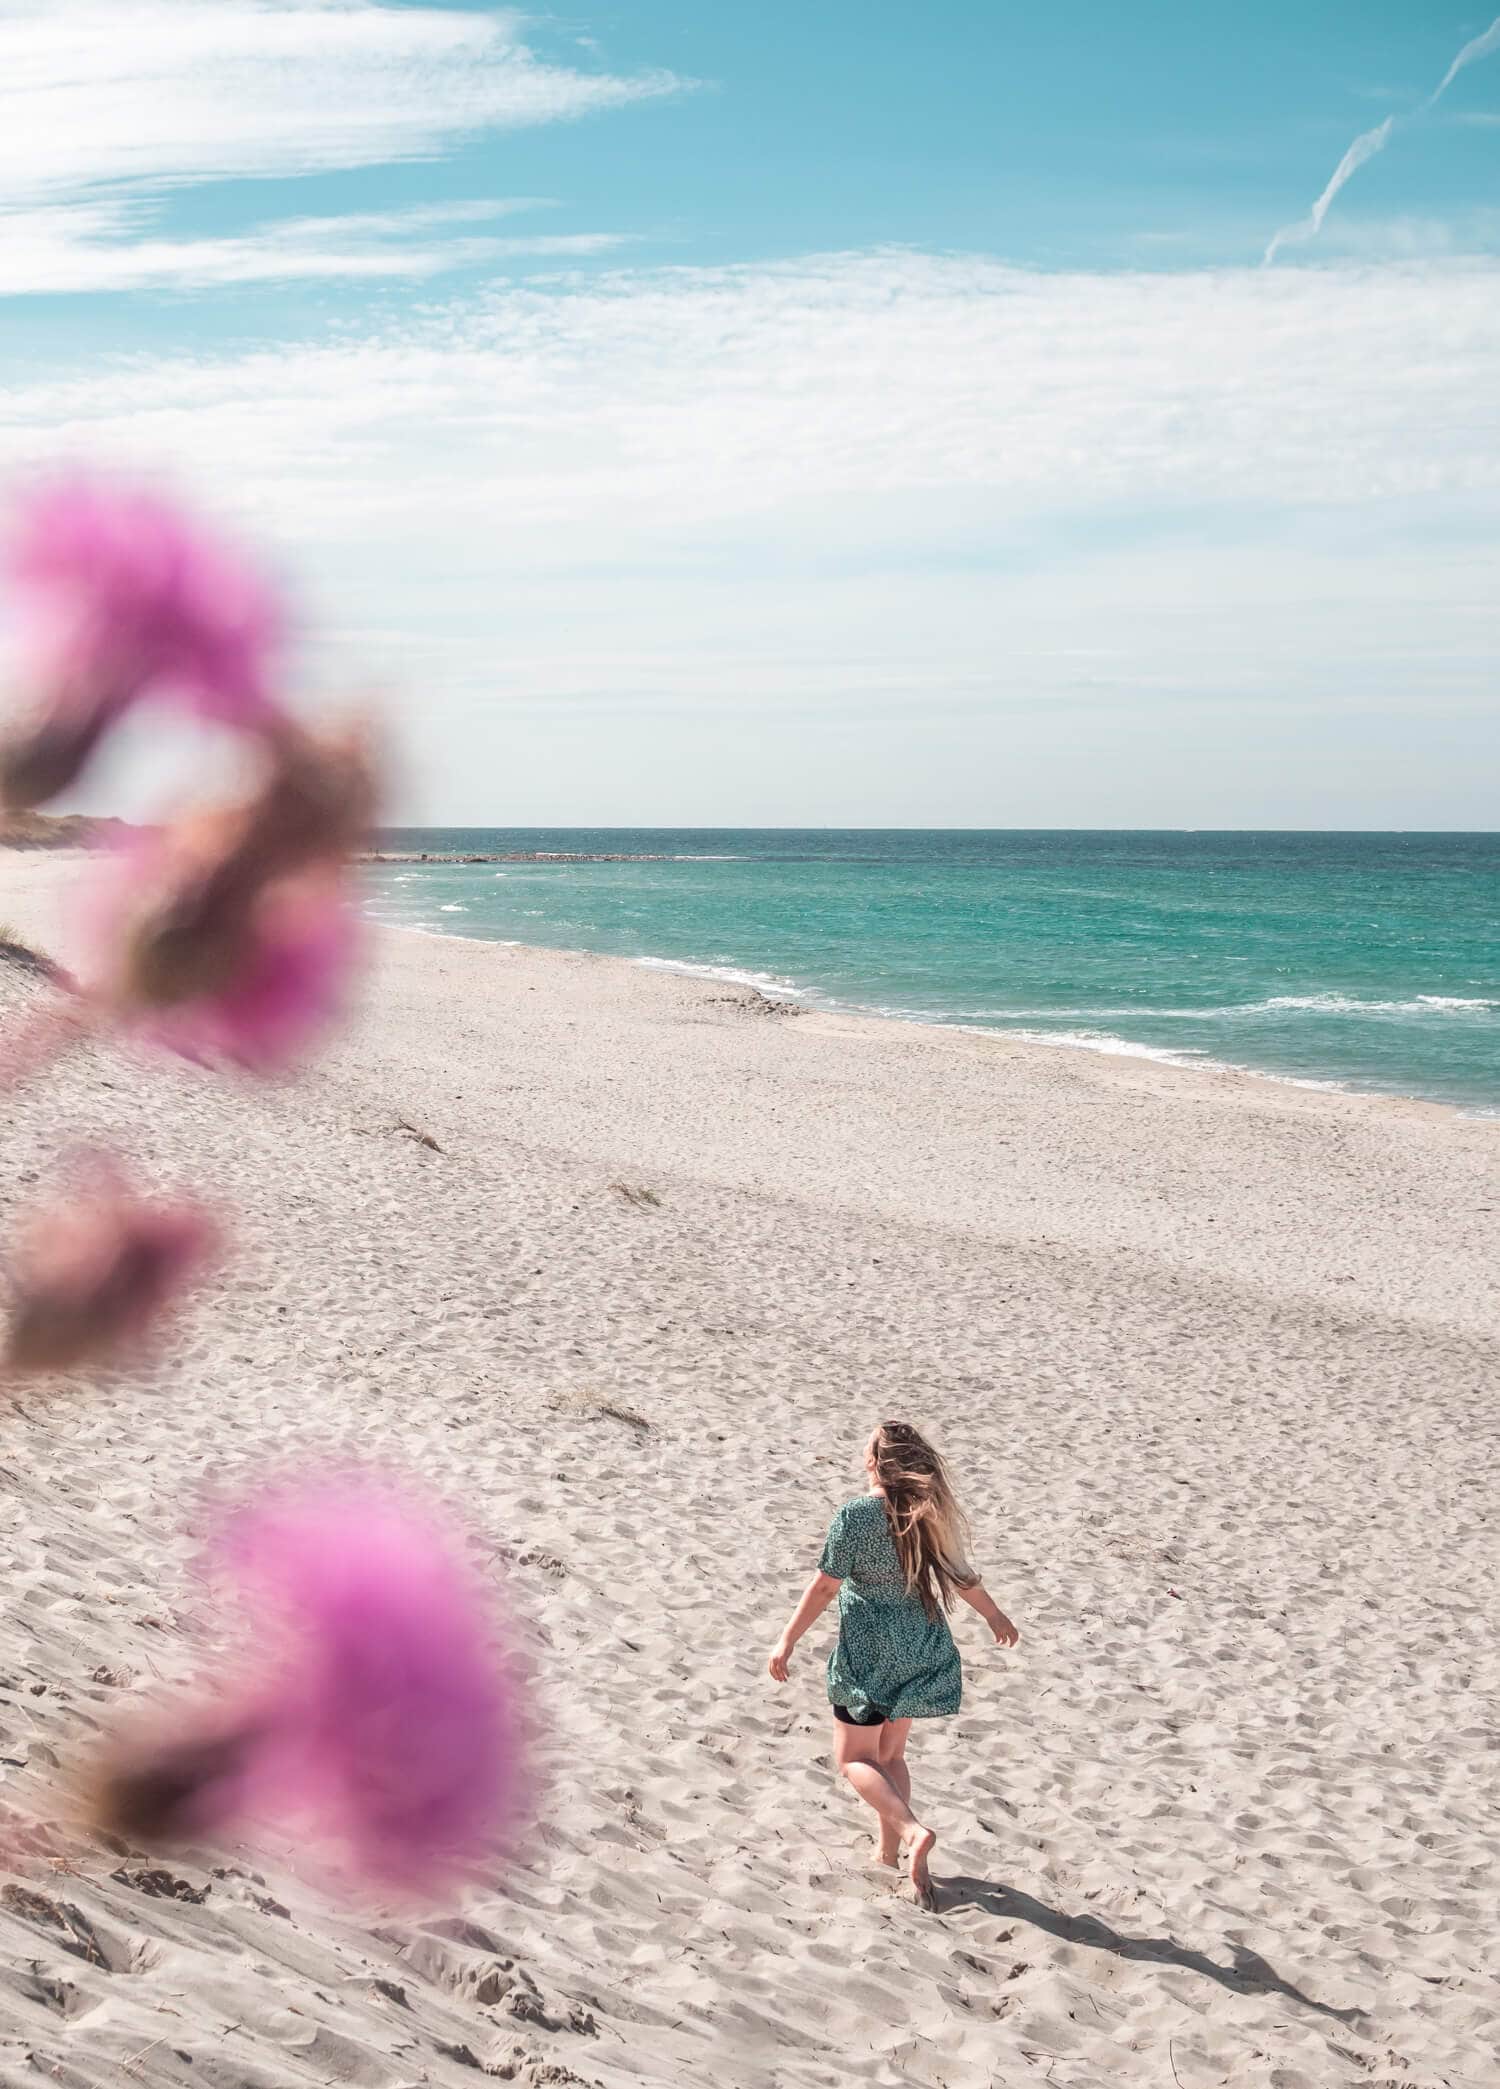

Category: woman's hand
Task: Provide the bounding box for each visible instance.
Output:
[768,1573,840,1685]
[956,1579,1020,1647]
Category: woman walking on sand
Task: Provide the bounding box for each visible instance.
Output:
[768,1420,1019,1904]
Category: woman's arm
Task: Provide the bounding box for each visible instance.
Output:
[767,1572,841,1682]
[956,1579,1020,1647]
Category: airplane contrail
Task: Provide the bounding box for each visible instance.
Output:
[1264,118,1394,264]
[1424,12,1500,105]
[1263,12,1500,265]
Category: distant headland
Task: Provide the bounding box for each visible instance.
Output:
[0,811,136,850]
[0,817,667,867]
[364,850,670,865]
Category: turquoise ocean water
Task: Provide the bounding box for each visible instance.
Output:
[365,831,1500,1113]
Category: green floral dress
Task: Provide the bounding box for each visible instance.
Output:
[820,1494,962,1720]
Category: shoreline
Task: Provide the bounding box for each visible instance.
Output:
[11,840,1495,1118]
[4,840,1494,1123]
[372,913,1498,1130]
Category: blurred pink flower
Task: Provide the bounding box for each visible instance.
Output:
[246,717,380,879]
[144,872,362,1074]
[77,806,364,1076]
[3,1156,217,1376]
[58,721,379,1073]
[227,1480,530,1889]
[93,1478,531,1894]
[2,477,287,809]
[127,857,359,1073]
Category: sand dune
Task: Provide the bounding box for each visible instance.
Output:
[0,851,1494,2088]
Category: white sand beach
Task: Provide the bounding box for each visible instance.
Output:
[0,849,1495,2089]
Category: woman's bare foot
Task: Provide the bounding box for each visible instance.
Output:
[901,1823,937,1905]
[876,1823,902,1868]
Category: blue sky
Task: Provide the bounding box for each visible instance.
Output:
[1,2,1498,825]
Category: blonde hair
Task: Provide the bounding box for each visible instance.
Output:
[869,1420,976,1620]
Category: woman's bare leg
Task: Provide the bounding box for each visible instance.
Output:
[833,1718,935,1902]
[874,1719,914,1866]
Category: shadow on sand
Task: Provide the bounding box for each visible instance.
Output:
[937,1876,1366,2027]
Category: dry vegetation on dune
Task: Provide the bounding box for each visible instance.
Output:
[0,921,60,982]
[0,812,134,851]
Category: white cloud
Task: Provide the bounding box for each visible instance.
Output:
[0,199,632,295]
[1304,205,1500,260]
[1,250,1496,822]
[0,1,683,200]
[0,1,684,292]
[11,248,1485,523]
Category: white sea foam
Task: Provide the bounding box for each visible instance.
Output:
[1246,993,1496,1017]
[439,903,469,913]
[851,997,1492,1027]
[861,1003,1221,1024]
[990,1028,1356,1095]
[907,995,1498,1023]
[634,955,810,998]
[354,905,1491,1111]
[1006,1028,1212,1069]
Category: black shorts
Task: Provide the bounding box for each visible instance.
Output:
[833,1702,893,1727]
